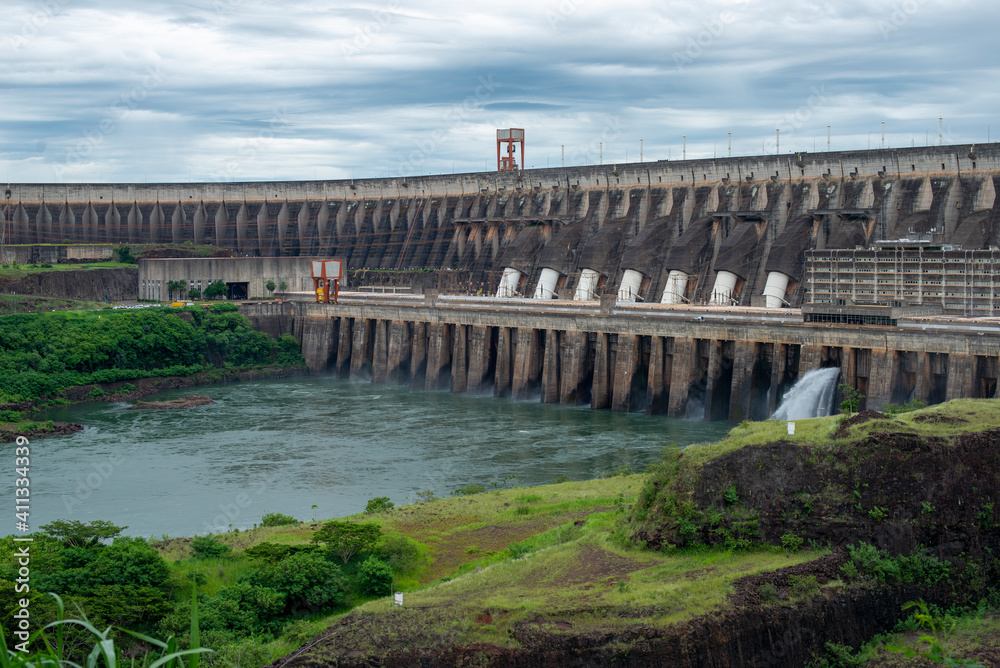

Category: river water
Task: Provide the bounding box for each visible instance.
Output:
[16,377,731,538]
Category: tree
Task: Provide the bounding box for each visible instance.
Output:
[310,521,381,564]
[839,383,865,415]
[39,519,127,547]
[115,246,137,264]
[243,552,349,612]
[204,280,228,300]
[188,287,202,300]
[278,280,288,292]
[265,280,276,294]
[167,280,187,301]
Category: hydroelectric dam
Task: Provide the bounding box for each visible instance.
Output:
[9,142,1000,420]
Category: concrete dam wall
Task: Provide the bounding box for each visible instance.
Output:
[243,297,1000,423]
[8,143,1000,308]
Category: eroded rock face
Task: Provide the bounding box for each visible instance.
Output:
[632,426,1000,560]
[0,268,138,302]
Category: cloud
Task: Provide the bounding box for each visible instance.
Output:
[0,0,995,183]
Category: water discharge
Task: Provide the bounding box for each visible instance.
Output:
[16,377,731,537]
[771,367,841,421]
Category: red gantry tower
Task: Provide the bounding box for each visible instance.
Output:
[497,128,524,171]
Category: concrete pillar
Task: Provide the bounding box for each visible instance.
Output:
[451,324,468,393]
[409,322,427,388]
[866,349,896,410]
[667,337,695,417]
[799,345,823,377]
[700,341,721,421]
[372,320,389,383]
[841,348,857,391]
[299,316,337,373]
[560,330,591,405]
[466,325,491,393]
[591,332,611,410]
[612,335,639,412]
[646,336,668,415]
[334,317,353,378]
[386,320,411,385]
[495,327,513,398]
[350,318,373,379]
[945,353,976,401]
[512,328,542,400]
[914,352,930,403]
[727,340,756,424]
[768,343,788,415]
[425,323,452,391]
[541,329,561,404]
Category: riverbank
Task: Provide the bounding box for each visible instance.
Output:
[239,398,997,667]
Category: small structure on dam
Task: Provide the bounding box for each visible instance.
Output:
[139,257,319,300]
[13,142,1000,419]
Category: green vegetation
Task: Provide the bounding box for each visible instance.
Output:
[0,303,304,404]
[311,521,382,564]
[0,592,210,668]
[204,281,227,300]
[260,512,299,527]
[838,382,864,414]
[0,293,109,315]
[5,398,998,666]
[364,497,394,513]
[168,280,188,301]
[115,246,138,264]
[0,261,135,279]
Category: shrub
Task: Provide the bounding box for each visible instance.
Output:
[358,556,393,597]
[788,574,820,599]
[191,535,232,558]
[758,582,778,601]
[311,521,382,564]
[260,512,299,527]
[781,532,804,552]
[0,409,23,422]
[374,534,422,573]
[243,542,317,563]
[723,485,740,505]
[209,636,271,668]
[40,519,126,547]
[365,497,395,513]
[242,552,349,612]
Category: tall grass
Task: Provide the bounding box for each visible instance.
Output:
[1,592,211,668]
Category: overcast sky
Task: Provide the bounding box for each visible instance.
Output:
[2,0,996,184]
